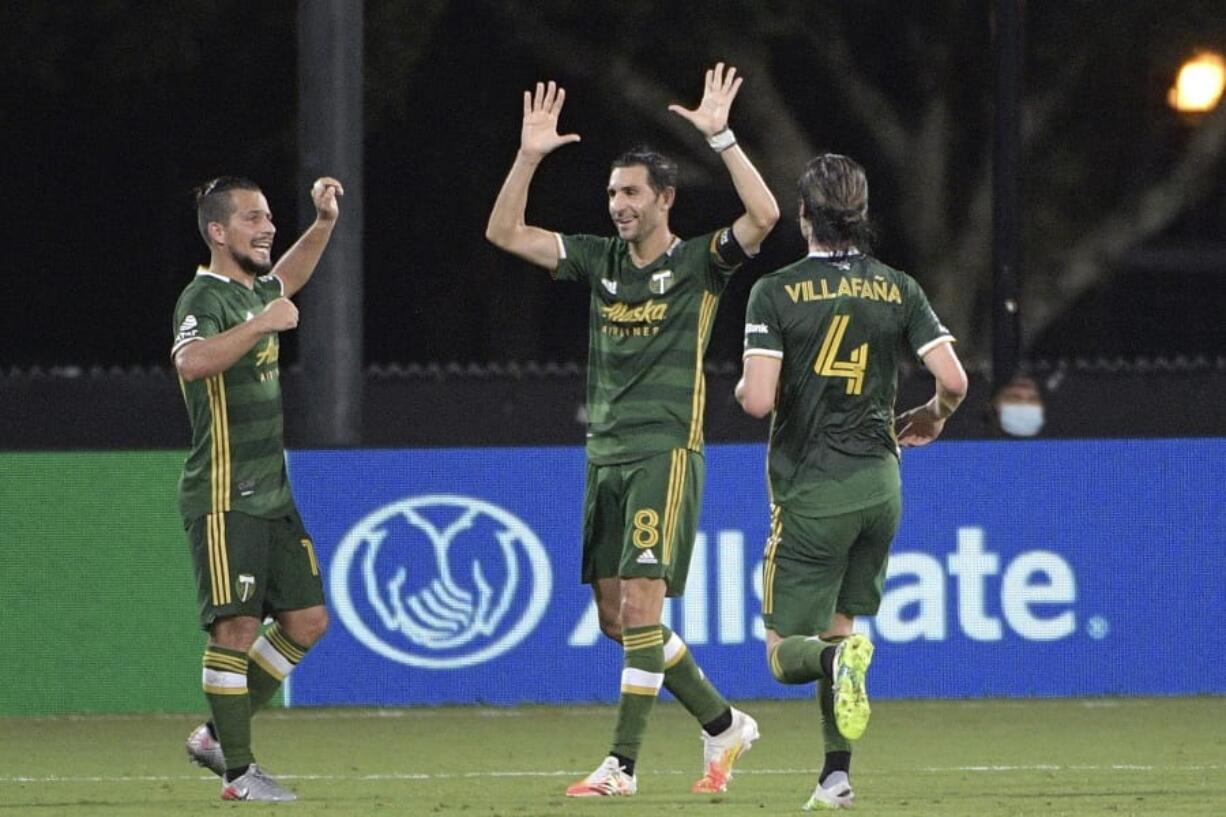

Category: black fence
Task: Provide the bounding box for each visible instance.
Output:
[3,358,1223,450]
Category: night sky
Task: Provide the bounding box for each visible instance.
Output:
[2,1,1224,370]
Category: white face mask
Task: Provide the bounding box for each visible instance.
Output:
[998,403,1044,437]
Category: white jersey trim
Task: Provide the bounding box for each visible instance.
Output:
[170,335,204,358]
[195,266,230,283]
[743,348,784,360]
[554,233,567,260]
[916,335,956,358]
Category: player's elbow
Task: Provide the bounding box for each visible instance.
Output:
[940,369,969,403]
[753,200,781,233]
[174,347,208,383]
[740,391,774,419]
[484,219,515,250]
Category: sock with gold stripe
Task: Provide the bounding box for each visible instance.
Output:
[660,625,730,727]
[202,645,253,770]
[611,624,665,762]
[246,622,309,711]
[769,635,837,684]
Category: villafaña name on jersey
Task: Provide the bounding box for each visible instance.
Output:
[786,276,903,305]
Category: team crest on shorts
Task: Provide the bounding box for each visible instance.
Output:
[237,574,256,603]
[650,270,673,295]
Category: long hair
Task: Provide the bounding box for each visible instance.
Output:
[797,154,874,257]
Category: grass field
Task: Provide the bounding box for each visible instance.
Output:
[2,697,1224,816]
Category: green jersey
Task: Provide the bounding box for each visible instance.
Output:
[555,229,745,464]
[171,268,293,520]
[743,252,953,516]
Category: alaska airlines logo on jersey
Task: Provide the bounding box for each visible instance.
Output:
[601,300,669,324]
[649,270,673,295]
[329,494,553,669]
[786,276,902,305]
[254,338,280,382]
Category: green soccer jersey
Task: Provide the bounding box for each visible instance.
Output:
[171,267,293,521]
[743,252,953,516]
[555,229,743,464]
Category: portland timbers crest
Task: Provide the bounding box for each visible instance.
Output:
[650,270,674,295]
[237,574,256,603]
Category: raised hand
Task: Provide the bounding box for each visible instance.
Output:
[668,61,744,138]
[310,176,344,224]
[520,80,581,159]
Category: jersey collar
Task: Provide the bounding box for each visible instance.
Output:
[807,248,861,258]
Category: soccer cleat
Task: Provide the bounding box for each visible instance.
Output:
[564,756,638,797]
[220,764,297,801]
[185,723,226,777]
[832,634,875,740]
[802,770,855,810]
[691,707,760,793]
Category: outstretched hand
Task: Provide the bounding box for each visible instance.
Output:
[521,80,581,159]
[668,62,743,138]
[311,176,344,223]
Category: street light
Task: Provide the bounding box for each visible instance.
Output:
[1168,50,1225,114]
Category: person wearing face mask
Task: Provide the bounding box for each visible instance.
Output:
[993,374,1045,437]
[736,153,968,810]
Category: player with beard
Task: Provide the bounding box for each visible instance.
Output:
[486,64,779,797]
[171,175,342,801]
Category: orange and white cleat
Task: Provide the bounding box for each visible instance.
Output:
[691,707,759,793]
[565,756,638,797]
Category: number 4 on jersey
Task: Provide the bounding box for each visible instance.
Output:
[814,315,868,395]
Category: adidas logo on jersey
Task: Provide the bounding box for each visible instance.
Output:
[636,550,658,565]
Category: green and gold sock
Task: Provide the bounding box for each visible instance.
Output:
[611,624,665,761]
[202,645,253,769]
[246,622,309,711]
[660,625,730,727]
[769,635,836,684]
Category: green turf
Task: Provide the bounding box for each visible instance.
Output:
[2,698,1224,815]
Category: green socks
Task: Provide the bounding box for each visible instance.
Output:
[661,625,730,725]
[202,646,253,769]
[769,634,836,684]
[611,625,665,760]
[246,622,308,711]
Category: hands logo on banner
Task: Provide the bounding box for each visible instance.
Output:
[329,495,553,669]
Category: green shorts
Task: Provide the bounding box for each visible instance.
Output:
[581,448,704,597]
[185,507,325,630]
[761,494,901,637]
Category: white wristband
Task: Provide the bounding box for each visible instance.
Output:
[707,128,737,153]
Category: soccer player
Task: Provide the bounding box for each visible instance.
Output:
[172,175,344,801]
[736,154,967,810]
[486,64,779,796]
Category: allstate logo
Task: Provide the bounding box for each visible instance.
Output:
[330,494,552,669]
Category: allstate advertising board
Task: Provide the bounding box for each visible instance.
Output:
[286,440,1226,706]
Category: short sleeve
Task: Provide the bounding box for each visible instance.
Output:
[902,274,955,358]
[743,278,783,359]
[172,288,224,357]
[255,273,285,303]
[553,234,609,284]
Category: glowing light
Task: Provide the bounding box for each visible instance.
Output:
[1168,51,1226,114]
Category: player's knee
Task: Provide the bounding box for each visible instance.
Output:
[597,609,622,642]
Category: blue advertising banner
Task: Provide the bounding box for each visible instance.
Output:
[286,439,1226,706]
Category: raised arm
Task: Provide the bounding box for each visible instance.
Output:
[668,62,779,255]
[271,177,343,298]
[174,299,299,383]
[485,81,581,270]
[895,341,969,447]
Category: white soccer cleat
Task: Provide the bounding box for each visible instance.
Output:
[802,770,855,810]
[220,763,297,801]
[565,756,638,797]
[692,707,760,793]
[185,723,226,777]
